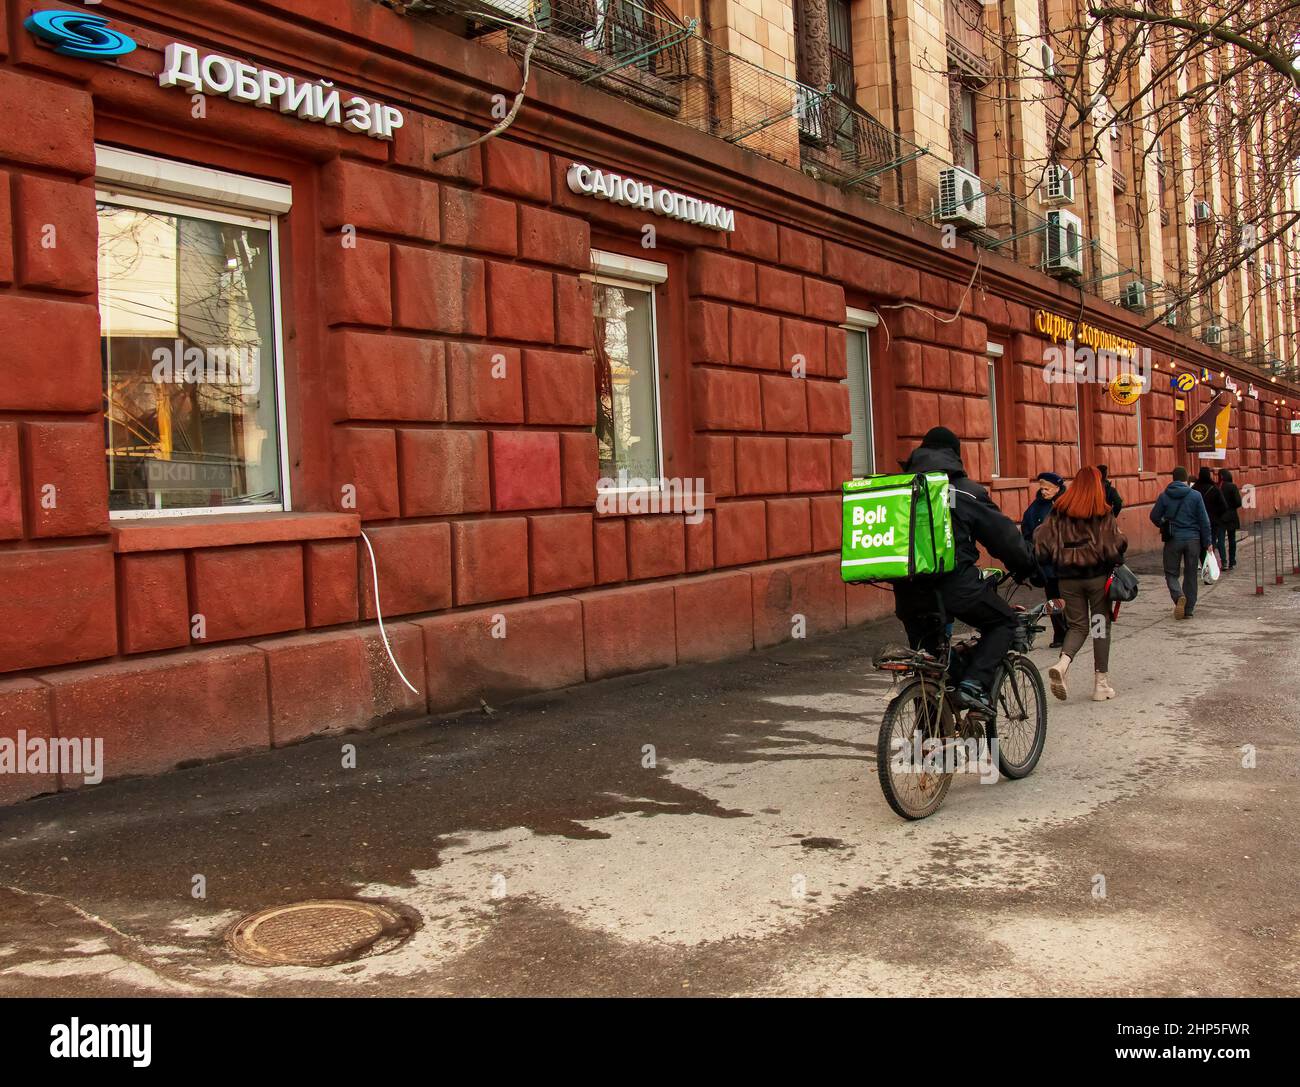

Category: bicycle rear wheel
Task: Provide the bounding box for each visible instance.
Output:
[993,653,1047,779]
[877,679,956,820]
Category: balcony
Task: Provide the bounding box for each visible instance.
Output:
[436,0,695,116]
[796,88,903,200]
[406,0,921,188]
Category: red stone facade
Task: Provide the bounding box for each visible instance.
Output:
[1,0,1298,803]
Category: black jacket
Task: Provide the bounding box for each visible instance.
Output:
[902,446,1035,577]
[1103,480,1123,517]
[1194,480,1229,527]
[1221,482,1243,531]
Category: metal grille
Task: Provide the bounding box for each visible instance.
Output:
[827,0,855,103]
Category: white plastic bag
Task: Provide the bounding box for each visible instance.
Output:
[1201,549,1221,585]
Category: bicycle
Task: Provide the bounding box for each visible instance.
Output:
[872,570,1055,820]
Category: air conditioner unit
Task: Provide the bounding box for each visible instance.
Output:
[1042,43,1057,78]
[1044,209,1084,277]
[1163,308,1180,328]
[1042,164,1075,206]
[1193,200,1213,223]
[1121,282,1146,311]
[1203,325,1223,346]
[1241,223,1258,262]
[938,165,986,229]
[1264,262,1274,282]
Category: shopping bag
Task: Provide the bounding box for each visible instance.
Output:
[1201,549,1220,585]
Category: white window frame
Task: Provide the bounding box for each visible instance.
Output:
[1134,389,1145,472]
[95,146,292,520]
[987,342,1004,478]
[585,250,667,495]
[842,307,878,477]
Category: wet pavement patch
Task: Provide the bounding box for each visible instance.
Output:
[224,899,418,967]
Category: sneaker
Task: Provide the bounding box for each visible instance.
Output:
[1174,595,1187,619]
[1184,611,1194,620]
[1047,655,1070,701]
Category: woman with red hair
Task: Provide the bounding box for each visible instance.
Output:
[1032,466,1128,702]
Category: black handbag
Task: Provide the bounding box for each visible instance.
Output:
[1106,563,1139,602]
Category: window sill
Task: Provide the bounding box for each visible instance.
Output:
[111,511,360,553]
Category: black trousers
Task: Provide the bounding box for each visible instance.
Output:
[893,568,1020,691]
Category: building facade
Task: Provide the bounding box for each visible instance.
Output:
[1,0,1298,801]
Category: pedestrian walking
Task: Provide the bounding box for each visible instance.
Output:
[1193,466,1229,573]
[1032,466,1128,702]
[1149,465,1212,620]
[1217,468,1243,570]
[1021,471,1068,648]
[1097,463,1124,517]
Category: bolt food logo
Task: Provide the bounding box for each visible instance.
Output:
[24,10,136,60]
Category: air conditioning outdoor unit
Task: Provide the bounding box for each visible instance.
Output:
[1044,209,1084,277]
[938,165,986,229]
[1042,164,1075,206]
[1163,308,1180,328]
[1193,200,1213,223]
[1042,43,1057,78]
[1121,282,1146,311]
[1241,223,1259,262]
[1203,325,1223,346]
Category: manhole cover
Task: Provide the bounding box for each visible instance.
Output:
[225,899,417,967]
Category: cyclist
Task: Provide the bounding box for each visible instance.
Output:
[891,426,1041,715]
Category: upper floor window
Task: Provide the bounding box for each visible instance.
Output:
[589,251,667,484]
[959,87,979,173]
[96,147,291,518]
[827,0,856,102]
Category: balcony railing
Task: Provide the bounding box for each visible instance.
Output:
[796,88,904,196]
[409,0,921,191]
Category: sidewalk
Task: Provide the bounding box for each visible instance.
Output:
[1,547,1298,996]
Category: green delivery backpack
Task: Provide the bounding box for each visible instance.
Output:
[840,472,956,583]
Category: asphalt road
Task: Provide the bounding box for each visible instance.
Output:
[1,542,1297,996]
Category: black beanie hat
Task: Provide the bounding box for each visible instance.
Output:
[920,425,961,455]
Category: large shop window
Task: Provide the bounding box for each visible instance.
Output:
[843,308,878,476]
[96,147,291,518]
[589,251,667,484]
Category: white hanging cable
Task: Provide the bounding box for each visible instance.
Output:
[359,529,419,695]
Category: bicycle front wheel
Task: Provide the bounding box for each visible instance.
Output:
[877,679,956,820]
[993,653,1047,779]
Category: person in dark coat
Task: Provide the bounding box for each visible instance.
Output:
[1217,468,1243,570]
[892,426,1040,715]
[1150,466,1212,619]
[1097,464,1124,517]
[1194,466,1229,570]
[1021,471,1068,647]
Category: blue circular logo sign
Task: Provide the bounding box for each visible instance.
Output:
[24,10,137,60]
